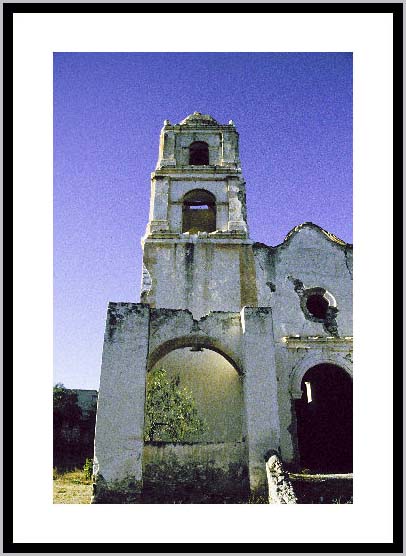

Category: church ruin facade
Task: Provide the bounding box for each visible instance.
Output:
[92,112,353,503]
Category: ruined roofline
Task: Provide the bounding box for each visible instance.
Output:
[180,112,219,126]
[162,112,236,130]
[253,222,353,251]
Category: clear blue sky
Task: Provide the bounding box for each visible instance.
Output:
[54,52,352,389]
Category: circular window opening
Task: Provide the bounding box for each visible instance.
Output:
[306,294,329,320]
[300,287,336,323]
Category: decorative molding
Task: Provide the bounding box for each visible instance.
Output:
[281,336,353,350]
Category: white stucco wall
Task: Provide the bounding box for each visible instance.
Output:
[142,238,255,319]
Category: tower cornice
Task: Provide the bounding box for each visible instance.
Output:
[151,167,242,179]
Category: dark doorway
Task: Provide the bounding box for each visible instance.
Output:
[295,364,352,473]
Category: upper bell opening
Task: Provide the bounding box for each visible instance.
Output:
[189,141,209,165]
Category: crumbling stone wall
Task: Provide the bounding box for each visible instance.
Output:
[265,450,297,504]
[252,224,353,465]
[93,304,281,502]
[142,238,256,319]
[142,441,249,502]
[148,308,243,369]
[93,303,150,503]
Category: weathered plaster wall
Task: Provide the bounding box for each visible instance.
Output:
[147,308,244,370]
[241,306,280,493]
[93,303,150,502]
[253,224,353,339]
[143,240,256,319]
[252,224,353,465]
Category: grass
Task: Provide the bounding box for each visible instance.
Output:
[246,494,268,504]
[53,468,92,504]
[52,468,350,504]
[53,467,259,504]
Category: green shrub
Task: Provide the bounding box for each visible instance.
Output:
[83,458,93,480]
[144,368,207,442]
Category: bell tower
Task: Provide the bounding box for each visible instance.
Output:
[141,112,257,318]
[145,112,248,237]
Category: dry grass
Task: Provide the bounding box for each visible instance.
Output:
[53,468,92,504]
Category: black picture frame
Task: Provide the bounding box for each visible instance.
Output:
[4,2,402,553]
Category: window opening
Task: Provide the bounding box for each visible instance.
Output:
[182,189,216,233]
[189,141,209,165]
[300,287,336,323]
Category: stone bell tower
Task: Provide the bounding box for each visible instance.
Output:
[141,112,258,319]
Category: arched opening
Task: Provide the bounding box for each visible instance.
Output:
[295,364,352,473]
[189,141,209,165]
[182,189,216,234]
[142,345,248,503]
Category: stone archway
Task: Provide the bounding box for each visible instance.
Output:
[93,304,280,502]
[290,351,353,400]
[148,334,243,374]
[142,339,249,502]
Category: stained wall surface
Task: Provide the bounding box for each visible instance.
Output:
[142,238,257,319]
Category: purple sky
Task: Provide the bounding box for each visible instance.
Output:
[54,52,352,390]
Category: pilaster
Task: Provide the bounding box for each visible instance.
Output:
[92,303,150,503]
[241,306,280,494]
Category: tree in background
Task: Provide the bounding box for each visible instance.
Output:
[144,368,207,442]
[53,383,82,465]
[53,383,82,423]
[53,383,97,469]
